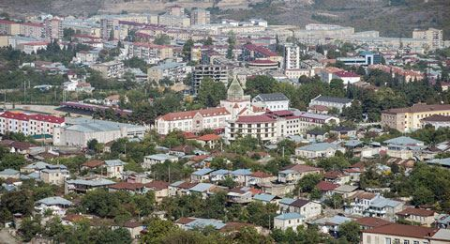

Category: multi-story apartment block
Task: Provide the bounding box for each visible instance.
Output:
[44,18,63,41]
[20,22,45,39]
[128,42,173,64]
[225,115,278,142]
[192,65,229,94]
[412,28,443,50]
[0,111,65,136]
[91,60,124,78]
[381,104,450,132]
[158,13,190,28]
[190,9,210,25]
[0,19,21,35]
[147,61,191,82]
[297,112,340,134]
[155,107,231,135]
[284,43,300,69]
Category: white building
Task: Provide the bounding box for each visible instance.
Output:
[155,107,231,135]
[296,112,340,134]
[287,199,322,220]
[285,43,300,70]
[309,95,352,113]
[53,118,146,147]
[295,142,345,159]
[143,154,179,169]
[274,213,305,231]
[252,93,289,111]
[0,111,65,136]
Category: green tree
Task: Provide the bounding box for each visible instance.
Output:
[196,77,227,107]
[338,221,361,244]
[296,174,323,193]
[141,218,177,244]
[182,39,194,61]
[19,217,42,242]
[154,34,171,45]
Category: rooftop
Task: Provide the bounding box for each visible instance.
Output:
[311,95,352,104]
[253,93,289,102]
[362,223,438,239]
[382,103,450,114]
[275,212,304,220]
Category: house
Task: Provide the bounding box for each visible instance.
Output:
[64,178,116,194]
[306,129,328,141]
[81,160,105,171]
[245,171,276,186]
[332,71,361,85]
[227,187,257,204]
[168,181,197,197]
[278,164,323,184]
[361,223,439,244]
[0,169,20,179]
[396,208,437,227]
[365,196,404,221]
[40,168,70,185]
[312,215,352,236]
[104,159,124,179]
[35,196,73,216]
[114,221,145,239]
[189,183,216,198]
[355,217,391,230]
[231,169,252,185]
[144,181,170,202]
[253,193,281,204]
[295,142,345,159]
[287,199,322,220]
[143,154,178,169]
[383,136,425,160]
[195,134,221,149]
[345,191,378,216]
[191,168,214,183]
[308,95,352,113]
[332,185,358,199]
[209,169,231,183]
[108,182,145,195]
[252,93,289,111]
[316,181,340,197]
[323,171,351,185]
[330,127,357,139]
[274,213,305,231]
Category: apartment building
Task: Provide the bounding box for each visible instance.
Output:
[44,18,63,41]
[0,111,65,136]
[91,60,124,78]
[129,42,173,64]
[158,13,190,28]
[20,22,45,39]
[155,107,231,135]
[412,28,443,50]
[381,104,450,132]
[297,112,340,134]
[192,65,229,94]
[0,19,20,35]
[190,9,210,25]
[225,115,278,143]
[147,62,191,82]
[309,95,352,113]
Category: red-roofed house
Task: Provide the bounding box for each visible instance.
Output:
[332,71,361,85]
[155,107,231,135]
[195,134,221,148]
[361,223,438,244]
[396,208,437,227]
[0,111,65,136]
[316,181,340,196]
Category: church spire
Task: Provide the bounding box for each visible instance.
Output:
[227,75,245,101]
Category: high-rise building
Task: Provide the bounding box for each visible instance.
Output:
[44,18,63,41]
[284,43,300,70]
[412,28,443,50]
[192,65,229,94]
[190,9,210,25]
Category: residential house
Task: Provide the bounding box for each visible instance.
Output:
[345,191,378,216]
[114,221,145,239]
[168,181,197,197]
[278,164,323,184]
[227,187,258,204]
[190,168,214,183]
[104,159,124,179]
[306,129,328,141]
[287,199,322,220]
[64,178,116,194]
[396,208,437,227]
[245,171,276,186]
[361,223,440,244]
[323,171,351,185]
[355,217,391,230]
[312,215,352,236]
[316,181,340,197]
[143,154,178,169]
[330,126,357,139]
[231,169,252,185]
[0,169,20,179]
[384,136,425,160]
[195,134,221,149]
[144,181,170,202]
[295,142,345,159]
[35,196,73,216]
[365,196,404,221]
[108,182,145,195]
[40,168,70,185]
[209,169,231,183]
[332,185,358,199]
[253,193,281,205]
[274,213,305,231]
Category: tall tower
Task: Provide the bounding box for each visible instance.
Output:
[284,43,300,70]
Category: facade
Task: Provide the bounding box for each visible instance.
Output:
[53,118,146,147]
[295,143,345,159]
[225,115,278,142]
[412,28,444,50]
[287,199,322,220]
[190,9,210,25]
[309,95,352,113]
[192,65,229,94]
[420,115,450,129]
[252,93,289,111]
[284,43,300,70]
[332,71,361,85]
[91,61,124,78]
[361,223,439,244]
[40,169,70,185]
[0,111,65,136]
[297,112,340,134]
[147,62,190,82]
[381,104,450,132]
[44,18,63,41]
[274,213,304,231]
[278,164,323,184]
[396,208,437,227]
[129,42,173,64]
[143,154,179,169]
[155,107,231,135]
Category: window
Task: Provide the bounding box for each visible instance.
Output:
[404,241,409,244]
[385,238,391,244]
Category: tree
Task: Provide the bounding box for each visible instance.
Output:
[0,190,34,218]
[154,34,171,45]
[141,219,177,244]
[19,217,42,242]
[226,31,236,59]
[296,174,323,193]
[342,100,364,122]
[218,176,237,188]
[317,156,350,171]
[87,139,99,151]
[338,221,361,244]
[234,227,273,244]
[196,77,227,107]
[63,28,75,41]
[245,75,276,97]
[0,153,27,170]
[324,193,344,209]
[412,186,435,206]
[204,36,213,45]
[182,39,194,61]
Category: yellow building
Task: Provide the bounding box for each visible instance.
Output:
[381,103,450,132]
